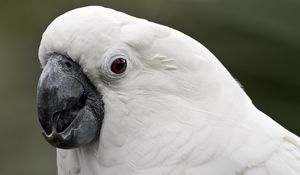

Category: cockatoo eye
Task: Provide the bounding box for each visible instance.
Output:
[110,57,127,74]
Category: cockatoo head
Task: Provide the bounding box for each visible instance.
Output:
[37,6,249,150]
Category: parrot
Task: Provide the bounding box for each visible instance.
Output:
[36,6,300,175]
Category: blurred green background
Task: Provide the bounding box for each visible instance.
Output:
[0,0,299,174]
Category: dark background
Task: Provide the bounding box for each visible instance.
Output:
[0,0,299,174]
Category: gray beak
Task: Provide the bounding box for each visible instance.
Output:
[37,54,104,149]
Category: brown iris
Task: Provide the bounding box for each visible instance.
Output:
[110,58,127,74]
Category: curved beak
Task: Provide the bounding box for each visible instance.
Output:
[37,54,104,149]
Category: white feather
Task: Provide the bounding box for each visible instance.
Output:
[39,6,300,175]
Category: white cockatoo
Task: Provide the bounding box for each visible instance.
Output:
[36,6,300,175]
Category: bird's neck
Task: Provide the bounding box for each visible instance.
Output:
[57,93,255,175]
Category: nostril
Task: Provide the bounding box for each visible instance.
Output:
[64,61,72,68]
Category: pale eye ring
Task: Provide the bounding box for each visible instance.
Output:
[110,56,127,74]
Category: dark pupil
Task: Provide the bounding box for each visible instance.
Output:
[111,58,127,74]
